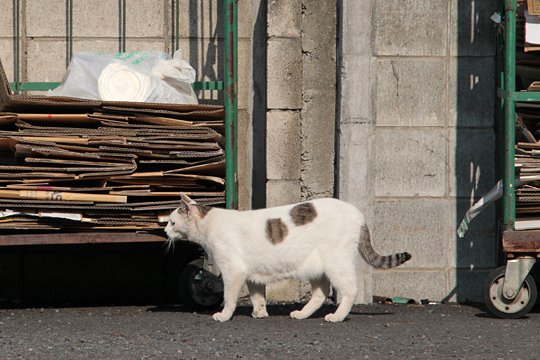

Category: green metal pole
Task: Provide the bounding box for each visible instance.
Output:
[224,0,238,209]
[503,0,517,230]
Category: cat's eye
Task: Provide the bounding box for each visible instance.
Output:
[170,221,176,226]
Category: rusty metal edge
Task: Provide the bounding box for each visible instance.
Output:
[503,230,540,252]
[0,231,166,246]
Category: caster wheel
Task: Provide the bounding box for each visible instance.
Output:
[483,266,537,319]
[178,259,223,310]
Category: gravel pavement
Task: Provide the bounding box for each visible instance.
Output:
[1,302,539,359]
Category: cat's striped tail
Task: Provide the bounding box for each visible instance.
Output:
[358,224,411,269]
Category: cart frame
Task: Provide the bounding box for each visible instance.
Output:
[485,0,540,318]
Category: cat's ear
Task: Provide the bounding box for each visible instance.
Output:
[180,192,197,205]
[180,193,199,218]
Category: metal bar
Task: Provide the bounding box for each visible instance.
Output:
[503,230,540,252]
[503,0,517,230]
[224,0,238,209]
[174,0,180,53]
[10,81,223,92]
[193,81,223,90]
[66,0,73,64]
[511,92,540,102]
[0,232,166,246]
[119,0,126,52]
[13,0,20,94]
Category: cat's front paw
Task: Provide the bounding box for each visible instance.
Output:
[324,313,345,323]
[212,312,232,322]
[252,309,269,319]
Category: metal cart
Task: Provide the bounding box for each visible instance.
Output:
[1,0,237,308]
[484,0,540,318]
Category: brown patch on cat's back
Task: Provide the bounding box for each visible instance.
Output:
[290,202,317,226]
[266,218,288,244]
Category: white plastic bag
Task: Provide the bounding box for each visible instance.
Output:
[48,50,198,104]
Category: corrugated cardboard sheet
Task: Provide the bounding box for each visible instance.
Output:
[0,58,225,231]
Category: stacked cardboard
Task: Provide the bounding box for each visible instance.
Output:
[0,60,225,231]
[514,112,540,228]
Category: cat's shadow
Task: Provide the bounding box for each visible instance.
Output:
[147,302,394,319]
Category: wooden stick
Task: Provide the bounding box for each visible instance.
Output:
[0,190,127,203]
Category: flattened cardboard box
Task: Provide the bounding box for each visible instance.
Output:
[0,57,226,230]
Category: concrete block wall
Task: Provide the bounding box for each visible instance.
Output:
[340,0,498,303]
[266,0,336,207]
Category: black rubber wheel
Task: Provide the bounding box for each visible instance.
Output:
[483,266,537,319]
[178,259,223,310]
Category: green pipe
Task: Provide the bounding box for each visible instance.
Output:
[503,0,517,229]
[224,0,238,209]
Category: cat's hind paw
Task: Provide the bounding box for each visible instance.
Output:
[290,310,309,320]
[324,313,346,323]
[212,312,232,322]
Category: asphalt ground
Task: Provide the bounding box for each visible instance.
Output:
[1,302,540,359]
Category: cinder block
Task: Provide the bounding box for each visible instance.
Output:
[448,129,496,198]
[0,39,14,83]
[26,0,65,37]
[266,110,301,180]
[374,0,448,56]
[267,0,301,38]
[237,0,254,39]
[300,0,336,199]
[237,39,251,110]
[376,59,447,127]
[73,1,119,38]
[125,0,164,38]
[266,279,300,303]
[266,179,301,207]
[26,39,67,82]
[374,128,447,197]
[267,38,302,110]
[338,124,373,216]
[449,0,497,57]
[237,109,251,211]
[373,270,448,302]
[72,39,119,54]
[175,0,252,41]
[448,57,495,128]
[372,199,453,269]
[124,39,167,53]
[0,0,13,36]
[301,0,336,68]
[300,95,335,197]
[447,268,493,303]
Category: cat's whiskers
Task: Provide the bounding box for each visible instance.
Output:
[163,236,175,254]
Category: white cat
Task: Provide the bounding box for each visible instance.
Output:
[165,194,411,322]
